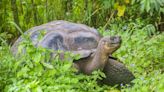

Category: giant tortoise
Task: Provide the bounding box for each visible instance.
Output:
[11,20,135,86]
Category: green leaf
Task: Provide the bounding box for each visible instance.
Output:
[32,52,42,62]
[36,86,43,92]
[145,0,151,12]
[41,61,54,69]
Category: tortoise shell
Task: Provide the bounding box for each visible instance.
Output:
[12,20,102,54]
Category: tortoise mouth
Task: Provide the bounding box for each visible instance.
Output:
[110,41,121,45]
[108,43,121,49]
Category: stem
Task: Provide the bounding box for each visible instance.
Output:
[11,0,20,36]
[103,11,115,30]
[31,0,38,25]
[83,8,102,22]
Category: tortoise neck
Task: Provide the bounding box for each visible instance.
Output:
[86,47,109,74]
[93,47,109,66]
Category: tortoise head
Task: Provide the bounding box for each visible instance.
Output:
[99,36,121,54]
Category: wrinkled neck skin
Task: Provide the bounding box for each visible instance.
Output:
[85,44,110,75]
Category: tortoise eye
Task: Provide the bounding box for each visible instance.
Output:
[102,40,108,45]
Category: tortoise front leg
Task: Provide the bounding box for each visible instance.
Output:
[101,58,135,86]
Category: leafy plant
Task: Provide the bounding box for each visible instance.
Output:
[0,35,113,92]
[1,20,164,91]
[131,0,164,15]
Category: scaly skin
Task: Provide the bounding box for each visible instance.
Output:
[102,58,135,86]
[74,36,121,75]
